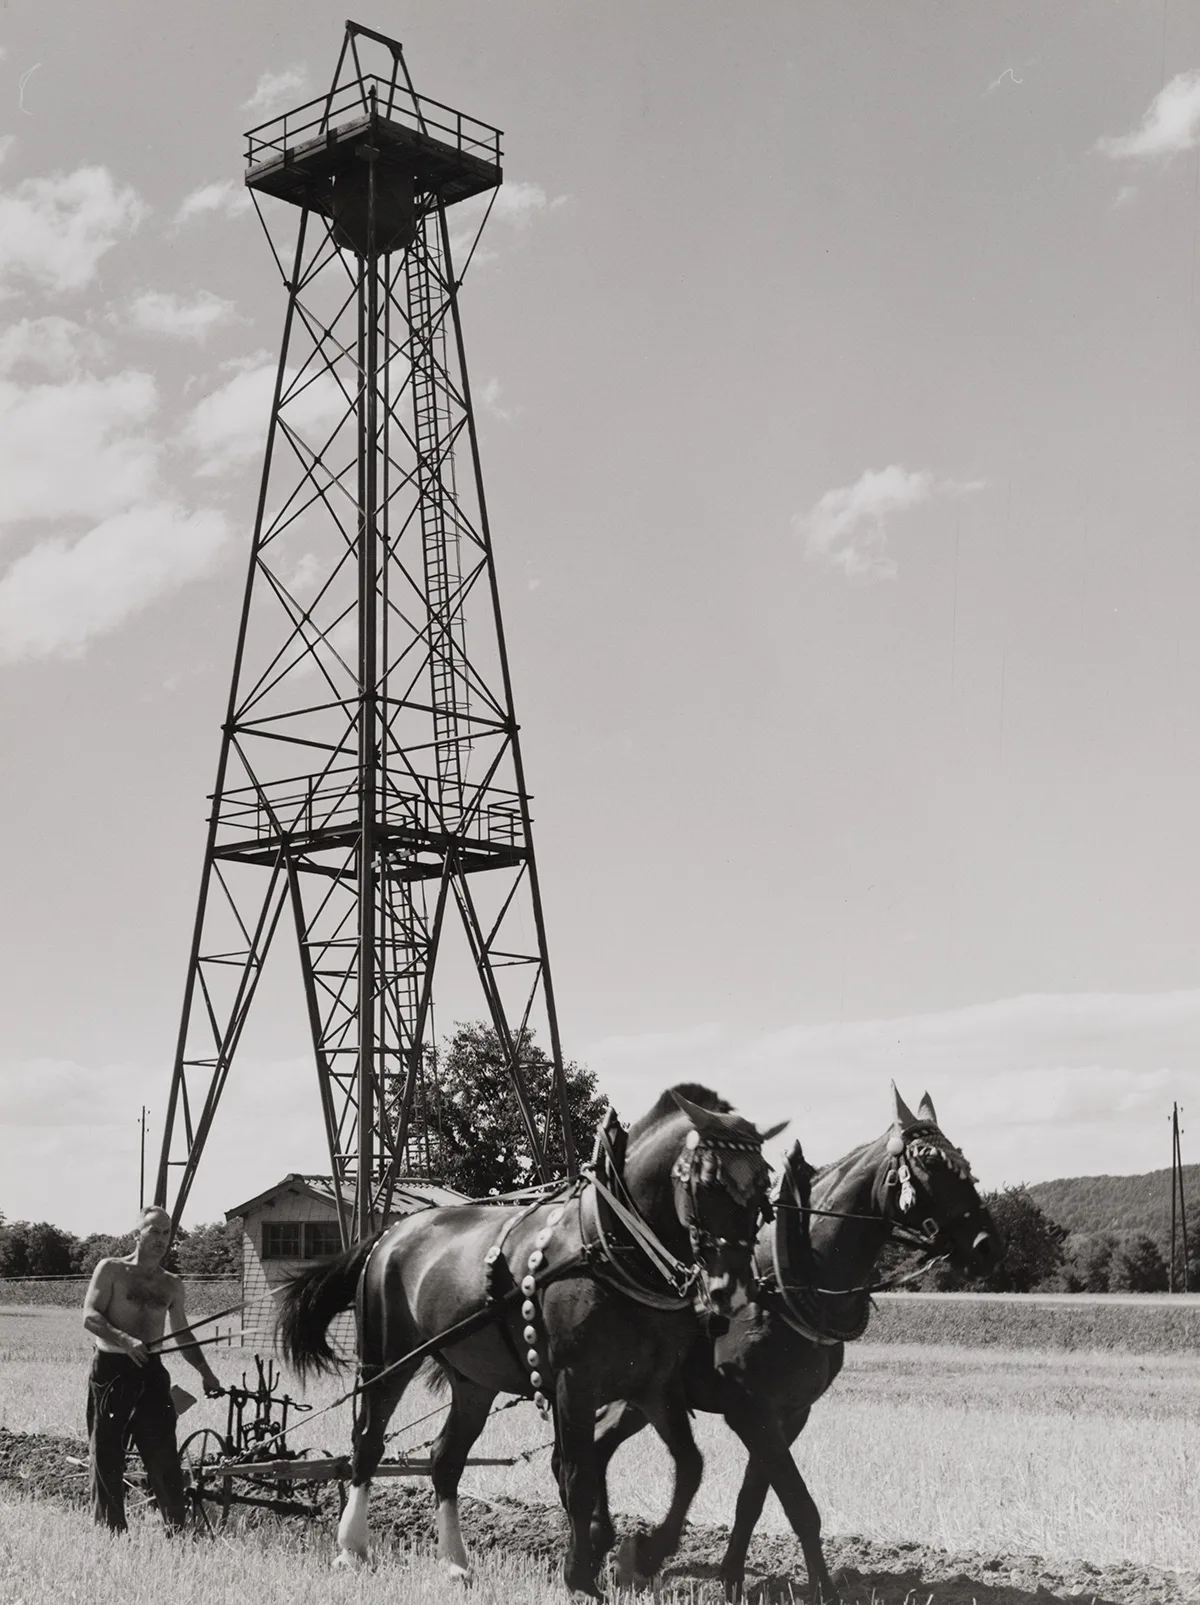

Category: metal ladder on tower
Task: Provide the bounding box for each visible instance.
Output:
[406,230,464,827]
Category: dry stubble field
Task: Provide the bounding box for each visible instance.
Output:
[2,1300,1199,1605]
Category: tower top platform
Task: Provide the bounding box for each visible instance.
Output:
[244,72,503,213]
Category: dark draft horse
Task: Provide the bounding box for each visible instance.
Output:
[278,1084,785,1596]
[591,1086,1001,1604]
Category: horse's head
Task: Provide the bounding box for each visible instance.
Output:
[666,1089,786,1319]
[877,1084,999,1278]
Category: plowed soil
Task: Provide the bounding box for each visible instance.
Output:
[2,1427,1194,1605]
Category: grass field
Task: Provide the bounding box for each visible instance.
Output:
[871,1291,1200,1352]
[4,1302,1199,1581]
[0,1495,573,1605]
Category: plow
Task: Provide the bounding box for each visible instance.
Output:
[175,1355,519,1533]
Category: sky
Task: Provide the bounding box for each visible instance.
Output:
[1,1,1199,1234]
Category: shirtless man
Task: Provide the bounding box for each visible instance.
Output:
[82,1205,223,1532]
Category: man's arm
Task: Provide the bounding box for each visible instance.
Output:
[167,1280,223,1396]
[82,1260,149,1366]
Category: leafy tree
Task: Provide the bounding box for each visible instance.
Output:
[174,1221,242,1276]
[402,1023,606,1197]
[1109,1233,1168,1293]
[1056,1231,1119,1293]
[974,1186,1066,1292]
[930,1186,1065,1293]
[0,1221,81,1277]
[1181,1239,1200,1292]
[74,1232,136,1275]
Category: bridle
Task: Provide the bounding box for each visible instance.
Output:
[779,1123,980,1256]
[765,1123,986,1328]
[588,1117,774,1311]
[877,1122,982,1255]
[671,1128,775,1264]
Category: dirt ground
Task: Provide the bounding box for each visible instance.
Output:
[2,1426,1194,1605]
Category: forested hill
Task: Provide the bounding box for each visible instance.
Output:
[1028,1165,1200,1246]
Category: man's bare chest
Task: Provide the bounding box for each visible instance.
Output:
[113,1275,172,1312]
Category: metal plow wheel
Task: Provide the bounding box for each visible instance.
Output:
[180,1427,232,1533]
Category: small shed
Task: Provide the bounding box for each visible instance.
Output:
[225,1173,469,1349]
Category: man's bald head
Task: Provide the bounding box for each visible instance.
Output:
[133,1207,174,1267]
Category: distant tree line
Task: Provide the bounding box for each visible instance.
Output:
[911,1185,1190,1294]
[1027,1166,1200,1245]
[0,1216,241,1279]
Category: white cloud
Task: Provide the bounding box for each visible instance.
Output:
[489,180,561,230]
[796,464,985,581]
[0,315,107,378]
[243,66,307,115]
[584,990,1200,1189]
[173,180,253,229]
[0,1057,153,1128]
[0,165,145,298]
[0,371,159,528]
[449,178,568,271]
[1097,70,1200,161]
[5,992,1196,1229]
[125,289,236,342]
[0,502,229,662]
[985,67,1025,95]
[181,358,348,476]
[479,376,515,422]
[0,1053,330,1231]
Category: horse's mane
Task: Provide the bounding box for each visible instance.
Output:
[627,1082,732,1139]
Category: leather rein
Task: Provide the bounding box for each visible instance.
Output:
[759,1141,953,1344]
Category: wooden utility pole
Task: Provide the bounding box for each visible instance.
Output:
[1170,1103,1188,1292]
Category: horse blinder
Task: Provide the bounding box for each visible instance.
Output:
[883,1125,985,1256]
[671,1133,773,1314]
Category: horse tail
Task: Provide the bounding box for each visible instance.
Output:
[276,1234,381,1381]
[417,1354,451,1397]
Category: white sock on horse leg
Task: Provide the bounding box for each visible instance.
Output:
[337,1482,371,1560]
[437,1497,470,1575]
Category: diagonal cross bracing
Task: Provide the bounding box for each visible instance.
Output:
[155,24,575,1239]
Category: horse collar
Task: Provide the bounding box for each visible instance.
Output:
[484,1193,576,1419]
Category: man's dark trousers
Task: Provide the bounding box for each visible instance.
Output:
[86,1351,187,1531]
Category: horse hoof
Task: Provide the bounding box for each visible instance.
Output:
[440,1561,470,1585]
[333,1549,366,1570]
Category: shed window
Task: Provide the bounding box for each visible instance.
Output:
[262,1222,303,1259]
[303,1221,344,1258]
[261,1220,343,1260]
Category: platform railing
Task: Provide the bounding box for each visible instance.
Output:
[244,74,502,173]
[213,766,526,849]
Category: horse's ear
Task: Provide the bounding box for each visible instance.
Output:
[759,1119,789,1143]
[670,1090,731,1137]
[891,1081,919,1129]
[917,1091,938,1125]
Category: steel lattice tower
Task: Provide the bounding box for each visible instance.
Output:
[154,22,575,1242]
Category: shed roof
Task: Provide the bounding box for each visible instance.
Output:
[225,1173,470,1221]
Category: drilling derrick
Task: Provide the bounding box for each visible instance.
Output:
[155,22,574,1241]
